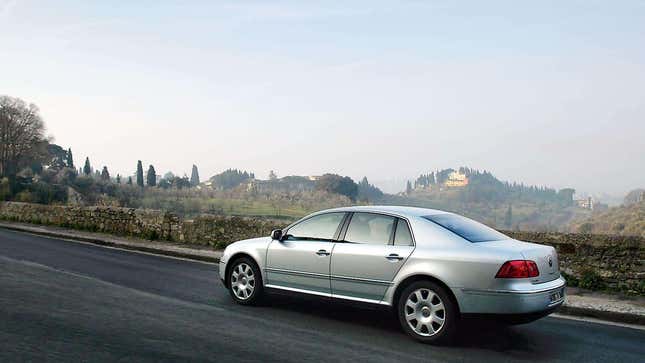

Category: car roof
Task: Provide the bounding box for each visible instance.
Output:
[315,205,448,218]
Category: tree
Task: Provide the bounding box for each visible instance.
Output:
[557,188,576,206]
[101,166,110,181]
[116,174,121,184]
[315,174,358,201]
[406,180,413,195]
[504,204,513,228]
[172,175,191,189]
[45,144,68,170]
[0,96,48,177]
[136,160,144,187]
[127,176,133,185]
[357,176,383,202]
[190,164,200,187]
[269,170,277,180]
[83,157,91,176]
[147,165,156,186]
[210,169,252,189]
[67,148,74,168]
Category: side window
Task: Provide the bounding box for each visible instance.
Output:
[344,213,396,245]
[394,219,414,246]
[286,213,345,241]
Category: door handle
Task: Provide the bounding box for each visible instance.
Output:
[386,254,404,261]
[316,249,330,256]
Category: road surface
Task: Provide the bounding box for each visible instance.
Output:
[1,228,643,362]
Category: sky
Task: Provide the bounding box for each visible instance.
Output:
[1,1,644,196]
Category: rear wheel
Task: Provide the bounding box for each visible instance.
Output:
[227,257,264,305]
[397,280,458,344]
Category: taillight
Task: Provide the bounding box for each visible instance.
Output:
[495,260,540,278]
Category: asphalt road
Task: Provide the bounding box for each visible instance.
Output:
[1,228,644,363]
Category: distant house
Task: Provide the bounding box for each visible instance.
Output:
[575,196,594,210]
[246,176,316,193]
[444,171,469,187]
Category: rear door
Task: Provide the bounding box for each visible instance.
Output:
[330,213,414,302]
[265,212,346,295]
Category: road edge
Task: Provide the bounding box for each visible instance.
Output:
[556,305,645,326]
[0,223,221,264]
[2,222,643,328]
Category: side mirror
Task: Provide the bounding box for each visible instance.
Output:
[270,229,283,241]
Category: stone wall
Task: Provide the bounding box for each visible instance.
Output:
[0,201,284,249]
[0,202,642,293]
[0,201,178,241]
[504,230,644,294]
[181,215,283,249]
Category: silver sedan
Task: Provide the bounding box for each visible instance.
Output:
[219,206,566,344]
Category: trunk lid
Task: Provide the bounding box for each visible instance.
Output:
[478,239,560,283]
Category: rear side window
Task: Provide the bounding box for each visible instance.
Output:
[286,213,345,241]
[344,213,396,245]
[394,219,414,246]
[423,214,509,243]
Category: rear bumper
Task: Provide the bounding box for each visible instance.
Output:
[455,276,566,315]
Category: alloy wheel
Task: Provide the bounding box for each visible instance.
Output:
[404,288,446,336]
[230,262,255,300]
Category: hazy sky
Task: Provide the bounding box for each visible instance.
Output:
[2,1,644,195]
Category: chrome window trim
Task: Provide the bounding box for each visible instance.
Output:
[284,210,417,247]
[337,211,417,247]
[282,212,348,241]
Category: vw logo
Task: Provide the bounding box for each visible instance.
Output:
[548,256,553,267]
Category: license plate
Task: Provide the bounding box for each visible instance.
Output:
[549,288,564,302]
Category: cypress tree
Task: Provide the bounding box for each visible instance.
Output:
[83,157,91,175]
[101,166,110,181]
[116,174,121,184]
[406,180,413,195]
[190,164,200,187]
[67,148,74,168]
[504,204,513,228]
[136,161,144,187]
[127,176,133,185]
[147,165,156,187]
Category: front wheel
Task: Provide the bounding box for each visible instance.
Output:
[397,281,458,344]
[227,257,264,305]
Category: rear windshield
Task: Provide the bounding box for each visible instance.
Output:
[423,214,509,243]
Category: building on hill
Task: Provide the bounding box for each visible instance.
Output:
[575,196,594,210]
[444,171,469,187]
[246,176,316,193]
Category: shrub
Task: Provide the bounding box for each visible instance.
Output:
[577,268,605,290]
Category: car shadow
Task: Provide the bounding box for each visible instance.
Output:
[260,291,557,358]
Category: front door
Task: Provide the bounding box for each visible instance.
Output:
[331,213,414,302]
[265,212,346,295]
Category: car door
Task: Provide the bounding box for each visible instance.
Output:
[265,212,347,295]
[331,213,414,302]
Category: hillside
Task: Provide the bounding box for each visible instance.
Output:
[384,168,588,232]
[570,200,645,237]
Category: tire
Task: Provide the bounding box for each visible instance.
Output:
[227,257,264,305]
[397,280,458,344]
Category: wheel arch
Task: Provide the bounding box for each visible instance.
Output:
[224,252,260,288]
[392,274,461,315]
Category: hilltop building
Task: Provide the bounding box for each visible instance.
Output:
[575,196,594,210]
[444,171,469,187]
[246,176,317,193]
